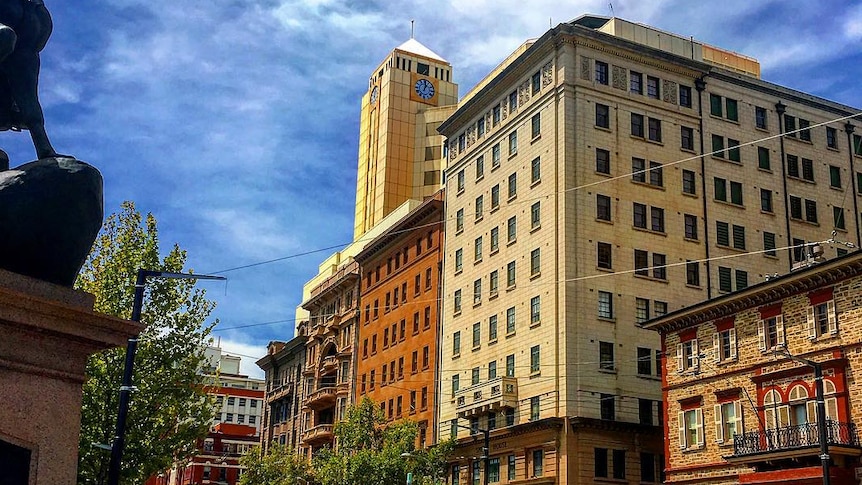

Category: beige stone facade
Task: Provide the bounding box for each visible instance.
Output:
[353,38,458,240]
[646,252,862,485]
[437,14,862,485]
[257,335,306,453]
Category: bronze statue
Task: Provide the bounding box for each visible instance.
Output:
[0,0,58,161]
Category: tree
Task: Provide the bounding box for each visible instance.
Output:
[239,444,312,485]
[313,397,454,485]
[75,201,218,485]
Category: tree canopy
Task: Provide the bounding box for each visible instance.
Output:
[76,201,218,485]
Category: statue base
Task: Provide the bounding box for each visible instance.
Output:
[0,157,103,286]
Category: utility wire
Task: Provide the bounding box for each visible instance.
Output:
[207,111,862,279]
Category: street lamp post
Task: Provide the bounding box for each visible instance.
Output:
[777,349,830,485]
[107,269,226,485]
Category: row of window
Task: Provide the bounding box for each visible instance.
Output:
[454,207,542,271]
[452,299,542,354]
[595,104,664,143]
[453,247,542,310]
[449,448,545,484]
[590,58,693,108]
[455,159,543,233]
[364,232,437,289]
[216,396,259,408]
[358,347,431,391]
[594,448,665,483]
[450,61,551,160]
[677,298,838,376]
[363,388,430,421]
[363,268,434,322]
[214,413,257,425]
[361,318,431,358]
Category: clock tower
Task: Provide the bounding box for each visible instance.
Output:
[353,38,458,240]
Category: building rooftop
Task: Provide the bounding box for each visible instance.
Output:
[396,38,447,62]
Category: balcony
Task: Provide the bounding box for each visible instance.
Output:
[301,424,334,445]
[267,380,294,401]
[454,376,518,418]
[731,420,861,460]
[321,355,339,375]
[304,386,338,410]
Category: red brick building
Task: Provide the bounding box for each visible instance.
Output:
[644,250,862,485]
[354,192,444,446]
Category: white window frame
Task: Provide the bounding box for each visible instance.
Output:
[713,401,743,444]
[757,315,786,352]
[712,327,737,363]
[676,338,699,373]
[807,300,838,339]
[678,408,704,449]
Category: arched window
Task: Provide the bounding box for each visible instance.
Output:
[763,389,788,430]
[787,384,811,425]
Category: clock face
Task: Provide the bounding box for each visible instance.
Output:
[415,79,435,100]
[370,86,379,104]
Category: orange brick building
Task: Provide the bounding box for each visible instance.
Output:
[354,192,444,446]
[644,250,862,485]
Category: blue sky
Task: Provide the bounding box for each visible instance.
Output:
[7,0,862,377]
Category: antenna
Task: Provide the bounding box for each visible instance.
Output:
[411,19,415,39]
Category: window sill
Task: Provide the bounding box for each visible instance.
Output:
[490,248,499,256]
[636,374,661,381]
[531,134,542,144]
[489,291,499,300]
[647,139,664,146]
[489,338,498,346]
[476,175,484,183]
[788,175,815,184]
[475,216,484,223]
[597,316,616,323]
[530,320,541,329]
[760,209,775,216]
[790,218,820,227]
[830,185,844,192]
[598,368,617,374]
[507,239,517,247]
[530,272,541,280]
[684,237,700,244]
[491,162,501,172]
[530,224,541,233]
[456,188,465,197]
[786,136,814,145]
[529,371,542,378]
[507,195,517,203]
[634,274,669,284]
[472,345,481,352]
[680,147,696,154]
[631,180,666,191]
[827,146,840,152]
[596,170,612,177]
[716,244,748,253]
[714,199,745,209]
[597,265,614,272]
[596,218,613,224]
[506,331,516,339]
[473,301,482,308]
[595,125,612,133]
[453,310,462,317]
[508,152,518,160]
[490,205,500,214]
[455,229,463,236]
[530,179,542,189]
[755,126,769,134]
[506,284,516,292]
[454,269,463,276]
[633,226,668,237]
[474,258,483,265]
[682,192,699,199]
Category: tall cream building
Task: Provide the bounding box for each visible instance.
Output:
[354,38,458,239]
[438,15,861,485]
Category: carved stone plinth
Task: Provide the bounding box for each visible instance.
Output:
[0,268,141,485]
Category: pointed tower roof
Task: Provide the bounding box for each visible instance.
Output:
[395,38,447,63]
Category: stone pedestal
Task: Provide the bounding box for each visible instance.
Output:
[0,268,141,485]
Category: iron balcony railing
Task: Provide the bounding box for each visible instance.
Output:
[733,420,859,456]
